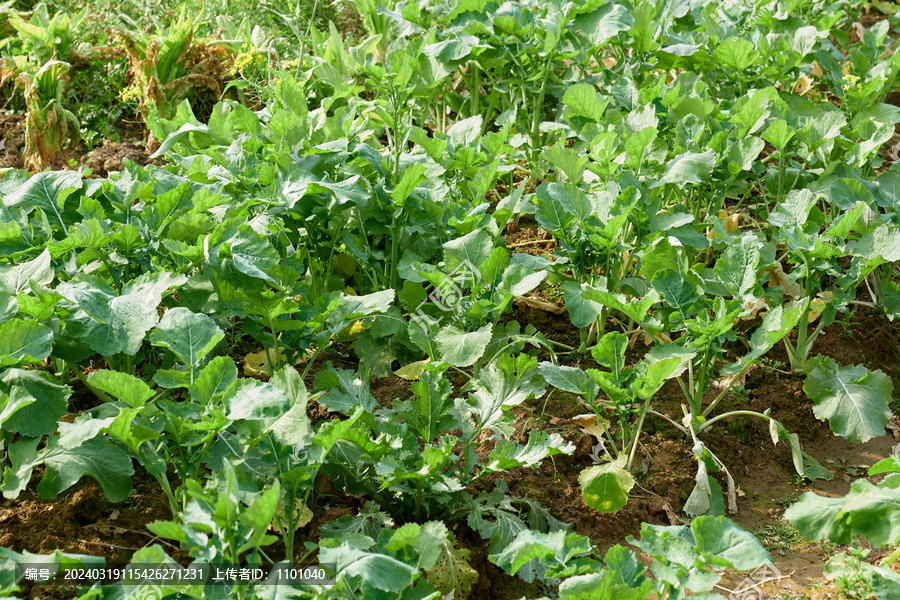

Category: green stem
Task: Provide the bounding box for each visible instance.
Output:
[701,359,755,419]
[625,395,653,472]
[696,409,773,435]
[67,361,115,403]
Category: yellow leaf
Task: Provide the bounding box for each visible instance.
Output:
[793,74,813,95]
[243,348,284,378]
[396,359,429,381]
[572,413,609,442]
[336,318,371,341]
[808,291,833,323]
[767,264,803,298]
[719,209,741,234]
[811,61,824,78]
[601,57,617,69]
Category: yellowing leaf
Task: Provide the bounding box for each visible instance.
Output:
[793,74,814,95]
[718,209,741,234]
[812,61,824,77]
[808,291,832,323]
[601,57,617,69]
[336,318,371,341]
[571,413,608,442]
[396,359,429,381]
[243,348,306,378]
[767,264,803,298]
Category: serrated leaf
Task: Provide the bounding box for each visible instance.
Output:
[426,539,478,600]
[561,83,609,122]
[691,516,772,570]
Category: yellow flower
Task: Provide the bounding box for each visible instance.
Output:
[119,84,142,103]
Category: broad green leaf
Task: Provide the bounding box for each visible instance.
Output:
[150,307,224,368]
[648,150,716,189]
[225,380,291,420]
[2,170,82,230]
[320,543,419,592]
[537,362,597,396]
[436,323,492,368]
[0,319,53,367]
[1,369,69,437]
[579,457,634,513]
[712,233,760,298]
[491,529,593,578]
[561,83,610,122]
[88,370,154,407]
[443,229,493,273]
[266,372,311,447]
[712,38,759,72]
[558,570,652,600]
[60,272,187,356]
[803,356,893,443]
[562,281,602,328]
[36,436,134,502]
[542,145,589,183]
[1,437,40,499]
[785,474,900,546]
[0,249,52,293]
[691,516,772,571]
[188,356,238,405]
[487,431,575,472]
[768,188,816,228]
[572,3,634,46]
[315,366,379,414]
[592,332,628,374]
[762,119,795,152]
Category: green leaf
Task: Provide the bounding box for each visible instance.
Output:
[436,323,492,368]
[3,170,82,230]
[315,366,379,414]
[398,367,455,443]
[0,319,53,367]
[579,457,634,513]
[649,150,716,189]
[537,362,597,397]
[320,543,419,592]
[762,119,796,153]
[572,3,634,46]
[150,307,224,368]
[225,380,291,421]
[487,431,575,472]
[0,249,53,293]
[785,474,900,546]
[443,229,493,273]
[0,369,69,437]
[88,370,154,407]
[60,272,187,356]
[266,366,311,446]
[712,233,760,298]
[36,436,134,502]
[188,355,238,405]
[391,163,427,207]
[803,356,893,443]
[591,332,628,373]
[491,529,593,578]
[691,516,772,570]
[712,38,759,72]
[562,83,610,122]
[542,145,589,183]
[562,281,602,328]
